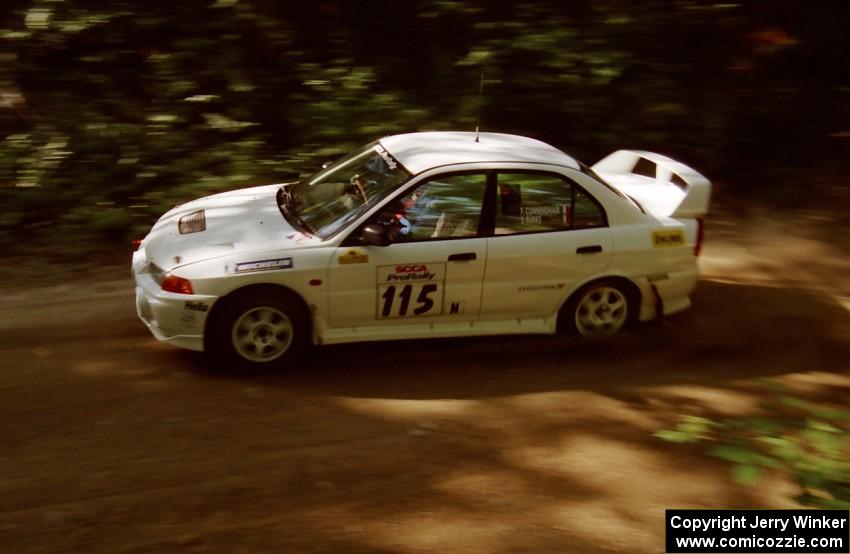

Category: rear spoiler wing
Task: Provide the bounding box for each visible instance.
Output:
[592,150,711,219]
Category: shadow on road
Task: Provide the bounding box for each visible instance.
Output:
[3,278,848,552]
[188,279,850,400]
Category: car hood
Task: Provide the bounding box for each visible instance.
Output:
[141,183,320,272]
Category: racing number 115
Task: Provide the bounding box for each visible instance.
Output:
[379,283,440,318]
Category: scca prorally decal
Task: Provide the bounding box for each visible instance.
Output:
[235,258,293,273]
[184,301,209,312]
[376,262,446,319]
[384,264,436,282]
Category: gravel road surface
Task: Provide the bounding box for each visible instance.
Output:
[1,210,848,553]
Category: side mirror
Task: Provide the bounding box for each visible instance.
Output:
[361,223,390,247]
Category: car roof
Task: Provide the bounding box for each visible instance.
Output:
[379,131,580,175]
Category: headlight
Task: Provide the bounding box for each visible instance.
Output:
[178,210,206,234]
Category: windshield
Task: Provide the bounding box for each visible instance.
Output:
[285,142,411,238]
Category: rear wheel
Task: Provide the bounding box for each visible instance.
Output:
[207,290,308,370]
[564,280,633,337]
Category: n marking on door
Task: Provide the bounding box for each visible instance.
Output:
[449,302,464,315]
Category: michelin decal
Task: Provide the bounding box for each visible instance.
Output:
[235,258,293,273]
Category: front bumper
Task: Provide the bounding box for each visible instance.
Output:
[133,257,217,352]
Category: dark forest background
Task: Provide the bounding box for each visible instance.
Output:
[1,0,848,251]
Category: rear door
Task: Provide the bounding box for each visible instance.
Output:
[328,172,489,328]
[480,170,613,320]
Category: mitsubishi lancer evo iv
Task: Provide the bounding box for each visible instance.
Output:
[132,131,711,368]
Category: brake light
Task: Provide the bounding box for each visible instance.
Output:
[161,275,194,294]
[694,218,705,257]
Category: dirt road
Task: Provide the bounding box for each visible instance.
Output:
[1,209,848,553]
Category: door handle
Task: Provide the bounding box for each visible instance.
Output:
[448,252,477,262]
[576,245,603,254]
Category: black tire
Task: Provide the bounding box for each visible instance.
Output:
[560,279,635,337]
[205,289,310,370]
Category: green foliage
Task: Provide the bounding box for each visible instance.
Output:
[1,1,848,251]
[656,386,850,509]
[654,415,716,444]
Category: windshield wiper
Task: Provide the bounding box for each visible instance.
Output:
[277,185,315,235]
[277,185,294,211]
[290,210,314,235]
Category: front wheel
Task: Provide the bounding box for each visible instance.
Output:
[206,290,309,370]
[564,281,633,337]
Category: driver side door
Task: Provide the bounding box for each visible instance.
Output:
[327,172,489,330]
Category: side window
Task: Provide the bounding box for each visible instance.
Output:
[573,188,606,229]
[494,172,605,235]
[379,173,486,242]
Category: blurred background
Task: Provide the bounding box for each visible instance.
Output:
[1,0,848,255]
[1,4,849,549]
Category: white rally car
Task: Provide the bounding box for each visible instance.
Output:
[132,132,710,368]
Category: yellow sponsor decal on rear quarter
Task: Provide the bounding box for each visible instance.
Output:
[652,229,685,247]
[339,249,369,264]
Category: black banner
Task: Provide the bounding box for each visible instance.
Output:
[666,510,849,553]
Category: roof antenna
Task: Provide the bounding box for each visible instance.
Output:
[474,71,484,143]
